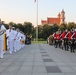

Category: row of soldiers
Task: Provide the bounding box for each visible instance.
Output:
[0,19,25,58]
[53,28,76,53]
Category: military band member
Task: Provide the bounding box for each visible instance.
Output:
[53,32,58,48]
[74,29,76,49]
[67,30,72,51]
[61,31,66,49]
[70,29,75,52]
[0,19,6,58]
[63,29,68,51]
[13,28,17,52]
[6,24,16,54]
[57,30,61,48]
[16,29,22,50]
[20,32,25,48]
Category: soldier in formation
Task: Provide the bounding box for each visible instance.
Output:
[6,24,26,54]
[0,20,26,58]
[53,28,76,53]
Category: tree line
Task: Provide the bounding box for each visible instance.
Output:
[3,21,76,40]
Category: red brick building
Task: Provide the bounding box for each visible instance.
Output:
[41,10,65,25]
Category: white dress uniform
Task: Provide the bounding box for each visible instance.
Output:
[19,32,22,49]
[13,30,17,52]
[0,25,6,58]
[16,32,21,50]
[6,29,16,54]
[22,34,25,47]
[20,33,24,48]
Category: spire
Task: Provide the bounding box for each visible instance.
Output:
[58,13,61,18]
[60,9,65,24]
[61,9,65,13]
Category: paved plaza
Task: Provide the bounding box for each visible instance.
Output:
[0,44,76,75]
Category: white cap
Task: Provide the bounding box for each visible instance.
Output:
[12,27,15,30]
[16,28,20,31]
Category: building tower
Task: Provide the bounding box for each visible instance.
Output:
[58,13,61,24]
[60,9,65,24]
[58,13,61,18]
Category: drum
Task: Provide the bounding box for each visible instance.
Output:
[68,41,72,46]
[74,41,76,44]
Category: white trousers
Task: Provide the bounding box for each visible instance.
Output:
[0,40,4,58]
[8,39,14,54]
[16,40,21,50]
[22,44,25,48]
[13,40,17,52]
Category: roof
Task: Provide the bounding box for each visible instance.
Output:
[41,20,47,25]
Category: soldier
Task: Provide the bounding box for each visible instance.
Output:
[63,29,68,51]
[6,24,16,54]
[20,31,24,48]
[19,31,23,49]
[57,30,61,48]
[53,32,57,48]
[70,28,75,52]
[61,31,65,49]
[74,29,76,50]
[13,28,17,52]
[16,28,20,50]
[21,32,25,47]
[23,32,26,46]
[0,19,6,58]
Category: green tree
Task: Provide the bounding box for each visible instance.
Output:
[59,23,67,31]
[17,23,24,32]
[67,22,75,30]
[23,22,33,35]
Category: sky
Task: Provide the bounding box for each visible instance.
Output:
[0,0,76,26]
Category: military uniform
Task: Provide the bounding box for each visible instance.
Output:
[13,30,17,52]
[0,24,6,58]
[15,31,21,50]
[6,29,16,54]
[53,33,57,48]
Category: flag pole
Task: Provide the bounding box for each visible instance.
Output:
[36,0,38,41]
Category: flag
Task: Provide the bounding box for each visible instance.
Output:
[34,0,36,2]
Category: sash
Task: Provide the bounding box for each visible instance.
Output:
[0,24,2,29]
[0,24,4,35]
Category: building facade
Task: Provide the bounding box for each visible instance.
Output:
[41,10,65,25]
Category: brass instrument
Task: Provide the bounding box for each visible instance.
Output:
[21,40,25,44]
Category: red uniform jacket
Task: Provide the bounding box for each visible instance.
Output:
[68,32,72,40]
[74,32,76,39]
[53,33,57,40]
[56,34,60,40]
[62,32,67,40]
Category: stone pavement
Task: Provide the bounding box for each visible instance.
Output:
[0,44,76,75]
